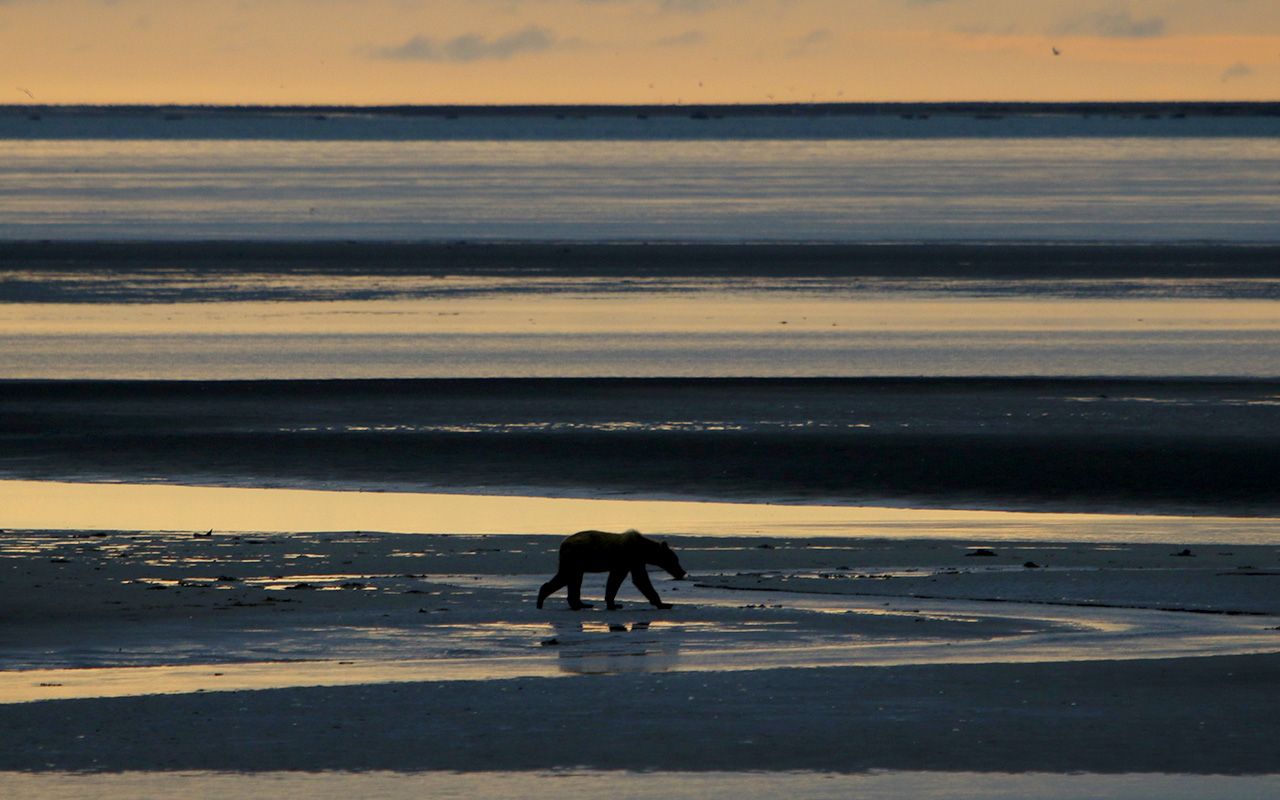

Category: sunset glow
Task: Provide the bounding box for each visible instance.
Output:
[2,0,1277,105]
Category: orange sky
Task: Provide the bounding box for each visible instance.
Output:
[3,0,1278,105]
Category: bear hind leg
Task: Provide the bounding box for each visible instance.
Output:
[537,572,569,609]
[566,571,593,610]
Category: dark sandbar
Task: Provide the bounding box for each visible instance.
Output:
[4,377,1279,515]
[5,241,1280,303]
[7,241,1280,278]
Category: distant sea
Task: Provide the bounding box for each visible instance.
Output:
[3,104,1280,380]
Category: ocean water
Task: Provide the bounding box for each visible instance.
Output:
[3,135,1280,242]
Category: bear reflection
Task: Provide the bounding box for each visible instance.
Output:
[542,619,680,675]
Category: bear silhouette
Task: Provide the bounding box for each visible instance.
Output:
[536,529,687,610]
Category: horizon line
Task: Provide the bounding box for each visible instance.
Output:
[4,100,1279,115]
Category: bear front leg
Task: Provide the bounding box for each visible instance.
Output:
[631,566,673,609]
[605,568,628,610]
[566,571,594,610]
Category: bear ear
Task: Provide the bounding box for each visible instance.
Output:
[662,542,672,551]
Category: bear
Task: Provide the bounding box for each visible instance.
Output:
[536,529,687,610]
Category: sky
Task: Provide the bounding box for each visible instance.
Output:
[2,0,1278,105]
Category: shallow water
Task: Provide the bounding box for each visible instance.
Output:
[5,480,1280,544]
[4,583,1273,701]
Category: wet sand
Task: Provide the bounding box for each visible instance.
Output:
[1,528,1278,774]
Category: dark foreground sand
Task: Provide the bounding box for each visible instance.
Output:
[4,653,1278,775]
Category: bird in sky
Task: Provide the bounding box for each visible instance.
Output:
[1052,47,1061,56]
